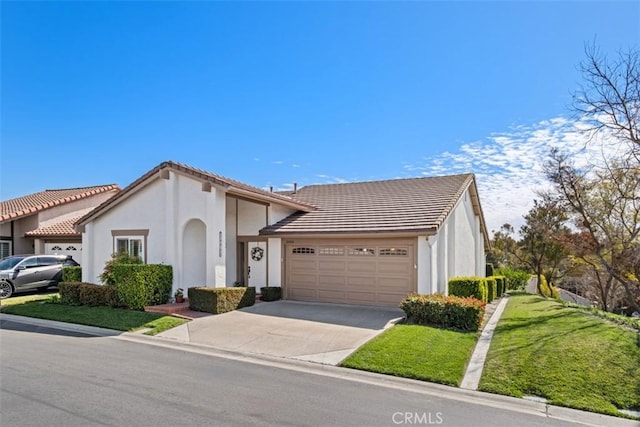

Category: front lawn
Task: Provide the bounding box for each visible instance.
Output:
[479,294,640,418]
[340,324,477,386]
[0,298,187,335]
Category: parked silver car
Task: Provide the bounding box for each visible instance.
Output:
[0,254,79,299]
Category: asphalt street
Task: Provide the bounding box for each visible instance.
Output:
[0,319,630,427]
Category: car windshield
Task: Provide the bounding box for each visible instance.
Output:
[0,256,25,270]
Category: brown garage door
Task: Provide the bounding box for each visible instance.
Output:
[285,239,416,306]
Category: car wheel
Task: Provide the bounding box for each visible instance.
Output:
[0,281,13,299]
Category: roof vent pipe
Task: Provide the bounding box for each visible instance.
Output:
[293,182,297,194]
[270,186,273,193]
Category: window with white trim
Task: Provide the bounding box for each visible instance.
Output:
[319,247,344,256]
[348,247,375,256]
[115,237,144,260]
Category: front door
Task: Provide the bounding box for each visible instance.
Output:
[247,241,267,288]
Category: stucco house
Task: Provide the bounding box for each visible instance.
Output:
[0,185,120,265]
[76,161,489,306]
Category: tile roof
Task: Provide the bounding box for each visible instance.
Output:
[24,216,82,237]
[75,161,315,229]
[1,185,119,222]
[260,174,479,235]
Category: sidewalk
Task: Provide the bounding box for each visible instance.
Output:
[460,295,509,390]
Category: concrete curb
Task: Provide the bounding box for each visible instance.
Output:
[460,296,509,390]
[0,313,122,337]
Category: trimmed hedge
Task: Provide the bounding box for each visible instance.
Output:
[61,266,82,283]
[112,264,173,310]
[260,286,282,302]
[495,267,530,290]
[59,282,119,307]
[188,286,256,314]
[449,276,488,303]
[492,275,506,296]
[486,277,497,302]
[400,293,485,331]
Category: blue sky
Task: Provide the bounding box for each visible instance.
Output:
[2,1,638,232]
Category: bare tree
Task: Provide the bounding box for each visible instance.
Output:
[574,44,639,162]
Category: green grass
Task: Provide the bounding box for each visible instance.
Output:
[479,294,640,418]
[0,298,187,335]
[340,324,478,386]
[0,291,60,306]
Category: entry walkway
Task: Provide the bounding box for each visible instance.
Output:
[460,295,509,390]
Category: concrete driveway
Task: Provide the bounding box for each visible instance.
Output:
[156,301,404,365]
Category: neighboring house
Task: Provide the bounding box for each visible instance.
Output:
[0,185,120,265]
[76,161,489,306]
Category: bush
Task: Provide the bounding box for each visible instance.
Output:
[59,282,119,307]
[112,264,173,310]
[485,277,497,302]
[99,252,142,285]
[486,263,495,277]
[539,276,561,299]
[260,286,282,302]
[62,266,82,282]
[188,286,256,314]
[449,276,488,302]
[400,293,485,331]
[492,276,506,296]
[495,267,530,290]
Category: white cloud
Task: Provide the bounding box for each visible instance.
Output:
[272,160,284,165]
[406,116,618,234]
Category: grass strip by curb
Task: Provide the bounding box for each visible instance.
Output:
[1,298,187,335]
[341,324,477,387]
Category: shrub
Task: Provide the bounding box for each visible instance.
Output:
[539,275,561,299]
[260,286,282,302]
[400,293,485,331]
[112,264,173,310]
[62,266,82,282]
[492,276,506,296]
[495,267,530,290]
[485,277,497,302]
[188,286,256,314]
[99,252,142,285]
[485,263,495,277]
[59,282,119,307]
[449,276,488,302]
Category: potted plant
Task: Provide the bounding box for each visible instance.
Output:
[174,288,185,303]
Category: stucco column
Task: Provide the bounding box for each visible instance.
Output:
[207,188,226,287]
[165,172,178,290]
[417,236,430,294]
[82,223,93,283]
[267,237,282,287]
[437,222,448,294]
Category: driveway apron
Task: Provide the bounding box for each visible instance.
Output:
[156,300,403,365]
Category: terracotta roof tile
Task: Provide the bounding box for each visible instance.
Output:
[261,174,475,235]
[24,216,82,237]
[1,185,119,222]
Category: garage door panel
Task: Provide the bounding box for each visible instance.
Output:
[347,260,376,273]
[378,277,413,289]
[286,239,416,307]
[289,288,318,300]
[290,259,317,271]
[317,275,346,287]
[318,260,346,271]
[317,290,347,302]
[346,292,377,305]
[378,261,412,274]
